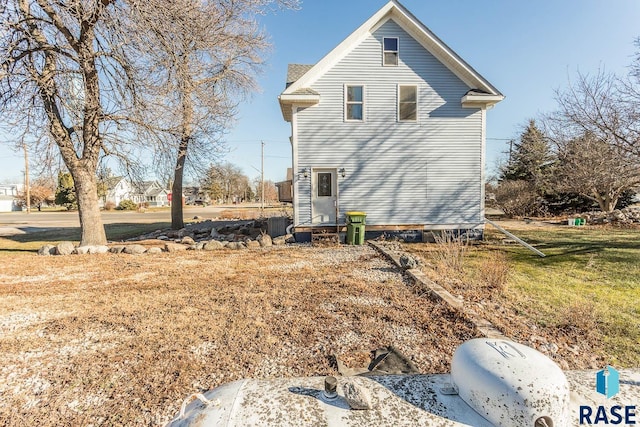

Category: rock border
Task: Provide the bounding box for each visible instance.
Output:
[369,241,506,339]
[37,217,298,256]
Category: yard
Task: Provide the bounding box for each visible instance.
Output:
[0,220,638,425]
[404,220,640,369]
[0,243,476,426]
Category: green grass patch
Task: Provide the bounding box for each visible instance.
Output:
[483,225,640,366]
[407,223,640,367]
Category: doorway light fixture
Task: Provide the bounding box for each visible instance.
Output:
[339,168,346,178]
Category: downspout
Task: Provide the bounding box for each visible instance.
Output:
[291,105,299,228]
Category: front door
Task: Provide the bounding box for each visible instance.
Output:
[311,168,337,224]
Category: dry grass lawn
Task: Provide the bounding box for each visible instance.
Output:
[0,245,477,426]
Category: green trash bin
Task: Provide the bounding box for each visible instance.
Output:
[346,211,366,245]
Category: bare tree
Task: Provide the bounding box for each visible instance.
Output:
[1,0,141,245]
[554,132,640,212]
[551,69,640,156]
[131,0,298,229]
[202,162,252,203]
[254,178,278,204]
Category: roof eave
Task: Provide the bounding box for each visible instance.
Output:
[278,94,321,122]
[461,94,504,109]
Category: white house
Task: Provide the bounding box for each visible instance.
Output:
[278,0,503,241]
[102,177,169,208]
[0,184,22,212]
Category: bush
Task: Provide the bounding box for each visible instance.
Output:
[117,199,138,211]
[104,201,116,211]
[477,252,510,292]
[494,180,544,217]
[430,231,469,276]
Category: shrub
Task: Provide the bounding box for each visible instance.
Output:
[104,201,116,211]
[477,252,510,292]
[494,180,543,217]
[117,199,138,211]
[430,231,469,276]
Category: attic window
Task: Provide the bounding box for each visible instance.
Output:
[383,37,398,66]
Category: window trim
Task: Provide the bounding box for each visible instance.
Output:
[398,84,418,122]
[344,84,365,122]
[383,37,399,66]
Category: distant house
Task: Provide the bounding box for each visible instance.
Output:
[0,184,21,212]
[183,186,210,205]
[102,177,169,208]
[278,0,503,241]
[134,181,170,207]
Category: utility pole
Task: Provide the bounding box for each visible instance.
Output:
[23,142,30,213]
[261,141,265,215]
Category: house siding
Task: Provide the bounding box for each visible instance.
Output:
[295,19,483,228]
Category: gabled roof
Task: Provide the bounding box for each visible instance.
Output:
[286,64,314,88]
[279,0,503,121]
[103,176,128,191]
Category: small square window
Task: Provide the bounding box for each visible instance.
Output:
[399,85,417,121]
[383,37,398,66]
[345,85,364,121]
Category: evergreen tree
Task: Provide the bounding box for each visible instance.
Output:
[55,172,77,211]
[501,119,554,188]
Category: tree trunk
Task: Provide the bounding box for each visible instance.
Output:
[73,167,107,246]
[171,139,188,230]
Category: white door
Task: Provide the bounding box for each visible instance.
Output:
[311,169,337,224]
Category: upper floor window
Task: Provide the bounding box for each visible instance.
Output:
[383,37,398,66]
[398,85,417,121]
[345,85,364,121]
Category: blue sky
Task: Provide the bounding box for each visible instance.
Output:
[1,0,639,184]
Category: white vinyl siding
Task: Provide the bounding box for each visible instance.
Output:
[294,19,484,228]
[398,85,417,121]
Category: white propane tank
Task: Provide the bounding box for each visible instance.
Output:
[451,338,570,427]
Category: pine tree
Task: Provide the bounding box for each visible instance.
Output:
[501,120,554,188]
[55,172,77,211]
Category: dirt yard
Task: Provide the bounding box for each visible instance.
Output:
[0,245,478,426]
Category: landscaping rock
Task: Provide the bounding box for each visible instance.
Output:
[109,246,125,254]
[38,244,55,256]
[578,207,640,225]
[399,254,420,270]
[195,241,206,250]
[146,247,163,254]
[55,241,75,256]
[74,246,91,255]
[342,380,373,410]
[203,240,224,251]
[165,243,188,252]
[88,245,110,254]
[227,242,246,250]
[123,245,147,255]
[157,235,169,241]
[257,234,272,247]
[181,236,196,245]
[246,240,261,249]
[272,236,287,246]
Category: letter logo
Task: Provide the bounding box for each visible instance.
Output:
[596,366,620,398]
